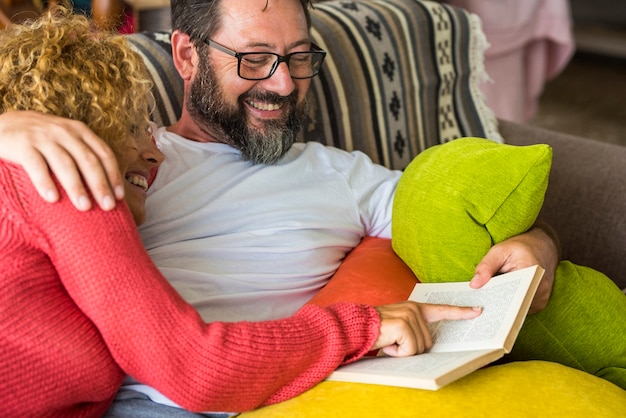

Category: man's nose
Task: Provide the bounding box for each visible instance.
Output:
[259,61,296,96]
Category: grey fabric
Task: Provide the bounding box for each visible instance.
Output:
[303,0,502,169]
[501,120,626,290]
[126,32,183,128]
[103,390,237,418]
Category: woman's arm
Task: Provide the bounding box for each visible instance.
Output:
[5,168,374,412]
[8,159,480,412]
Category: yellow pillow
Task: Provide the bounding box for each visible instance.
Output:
[241,361,626,417]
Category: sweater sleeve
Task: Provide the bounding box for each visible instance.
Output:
[7,163,380,413]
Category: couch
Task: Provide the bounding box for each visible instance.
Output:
[126,0,626,415]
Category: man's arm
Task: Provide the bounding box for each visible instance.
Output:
[470,221,560,314]
[0,110,124,210]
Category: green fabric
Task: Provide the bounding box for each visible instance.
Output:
[392,137,552,282]
[391,138,626,390]
[506,261,626,389]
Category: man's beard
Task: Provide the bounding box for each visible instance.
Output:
[187,53,307,165]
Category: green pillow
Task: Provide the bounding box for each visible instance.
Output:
[391,137,552,283]
[506,260,626,389]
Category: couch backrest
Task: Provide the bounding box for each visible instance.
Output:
[126,0,501,170]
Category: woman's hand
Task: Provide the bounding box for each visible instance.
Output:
[372,302,482,357]
[0,110,123,211]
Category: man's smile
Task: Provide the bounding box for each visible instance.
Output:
[246,99,283,111]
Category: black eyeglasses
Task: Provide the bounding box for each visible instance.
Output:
[204,39,326,81]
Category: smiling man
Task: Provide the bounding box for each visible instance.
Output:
[137,0,411,327]
[170,0,318,164]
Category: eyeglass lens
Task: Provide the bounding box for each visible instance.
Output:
[239,52,324,80]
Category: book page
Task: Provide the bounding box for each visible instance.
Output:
[327,266,542,391]
[327,349,500,390]
[409,265,543,353]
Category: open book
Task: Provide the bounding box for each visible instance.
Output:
[327,265,544,390]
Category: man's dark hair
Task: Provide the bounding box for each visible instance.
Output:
[170,0,313,48]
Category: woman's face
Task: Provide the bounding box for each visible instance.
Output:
[117,124,164,225]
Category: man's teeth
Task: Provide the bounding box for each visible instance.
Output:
[126,174,148,191]
[249,101,281,111]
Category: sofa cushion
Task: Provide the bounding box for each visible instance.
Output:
[126,0,502,170]
[307,236,418,307]
[240,360,626,417]
[392,137,552,282]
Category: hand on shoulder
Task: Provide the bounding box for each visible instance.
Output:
[0,110,123,211]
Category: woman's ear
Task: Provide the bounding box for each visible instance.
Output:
[171,30,197,81]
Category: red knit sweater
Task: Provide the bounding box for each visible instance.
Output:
[0,161,380,416]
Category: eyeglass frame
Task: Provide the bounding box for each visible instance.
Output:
[203,38,327,81]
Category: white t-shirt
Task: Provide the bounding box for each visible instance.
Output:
[139,128,402,323]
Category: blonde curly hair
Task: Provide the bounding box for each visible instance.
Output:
[0,7,153,159]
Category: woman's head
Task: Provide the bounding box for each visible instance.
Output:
[0,7,162,224]
[117,123,164,225]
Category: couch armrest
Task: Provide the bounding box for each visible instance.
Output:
[500,120,625,289]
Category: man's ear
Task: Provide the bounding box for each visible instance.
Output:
[171,30,197,81]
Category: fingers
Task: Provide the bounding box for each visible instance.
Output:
[19,148,60,204]
[470,228,557,314]
[45,120,123,211]
[470,243,509,289]
[419,303,482,323]
[528,278,552,314]
[372,302,482,357]
[373,302,429,356]
[38,141,96,210]
[80,127,126,203]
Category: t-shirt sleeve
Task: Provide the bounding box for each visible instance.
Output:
[326,146,401,238]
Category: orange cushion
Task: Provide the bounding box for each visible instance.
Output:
[307,237,418,307]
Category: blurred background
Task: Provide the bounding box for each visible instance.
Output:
[439,0,625,147]
[1,0,624,146]
[531,0,626,147]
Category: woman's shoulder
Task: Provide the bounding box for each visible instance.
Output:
[0,158,135,230]
[0,159,33,205]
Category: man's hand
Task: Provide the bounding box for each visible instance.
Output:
[372,302,482,357]
[470,224,560,314]
[0,111,123,211]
